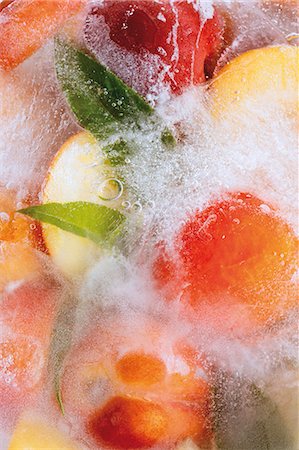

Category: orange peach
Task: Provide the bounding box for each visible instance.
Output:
[0,0,84,70]
[154,193,298,325]
[0,187,40,290]
[61,320,211,448]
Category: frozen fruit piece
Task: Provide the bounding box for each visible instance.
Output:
[89,396,169,449]
[0,188,40,290]
[8,415,79,450]
[85,1,223,95]
[0,0,84,70]
[88,395,210,449]
[0,338,43,392]
[0,1,13,13]
[0,280,59,403]
[116,352,166,387]
[210,46,299,119]
[154,193,298,323]
[61,319,211,447]
[42,132,123,277]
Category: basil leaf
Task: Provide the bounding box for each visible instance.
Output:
[19,202,125,246]
[212,373,294,450]
[55,39,152,140]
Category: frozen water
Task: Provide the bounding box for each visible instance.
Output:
[0,0,298,449]
[0,41,78,199]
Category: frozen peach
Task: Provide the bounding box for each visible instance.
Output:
[9,415,79,450]
[61,321,211,447]
[154,193,298,324]
[42,132,123,277]
[210,46,298,120]
[89,396,169,449]
[88,395,208,449]
[0,0,84,70]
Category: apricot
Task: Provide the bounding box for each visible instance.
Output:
[0,0,84,70]
[115,352,166,388]
[154,193,298,324]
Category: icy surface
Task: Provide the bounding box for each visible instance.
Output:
[0,1,298,449]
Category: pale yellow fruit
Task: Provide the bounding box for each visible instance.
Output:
[42,131,123,277]
[209,45,299,120]
[8,416,79,450]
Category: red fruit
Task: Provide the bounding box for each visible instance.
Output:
[61,319,212,447]
[85,0,223,96]
[88,396,169,449]
[154,193,298,324]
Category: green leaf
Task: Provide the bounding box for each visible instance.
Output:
[161,127,177,147]
[102,138,133,166]
[47,290,79,416]
[19,202,125,246]
[55,39,176,152]
[55,39,153,140]
[212,373,294,450]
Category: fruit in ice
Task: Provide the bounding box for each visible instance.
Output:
[0,187,40,291]
[0,0,84,70]
[8,415,79,450]
[153,193,298,324]
[88,395,206,449]
[42,132,122,277]
[209,45,299,120]
[115,352,166,388]
[0,280,59,402]
[0,1,14,13]
[61,320,211,448]
[88,396,168,449]
[85,0,223,95]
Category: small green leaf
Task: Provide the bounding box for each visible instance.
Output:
[19,202,125,246]
[55,39,176,149]
[55,39,153,140]
[161,127,177,147]
[103,138,133,166]
[48,290,78,416]
[55,382,65,416]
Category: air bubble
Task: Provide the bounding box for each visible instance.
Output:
[98,178,124,202]
[286,33,299,45]
[122,201,131,210]
[132,201,143,212]
[260,204,271,214]
[0,212,9,223]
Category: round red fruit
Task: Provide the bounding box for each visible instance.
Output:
[154,193,298,324]
[85,0,223,96]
